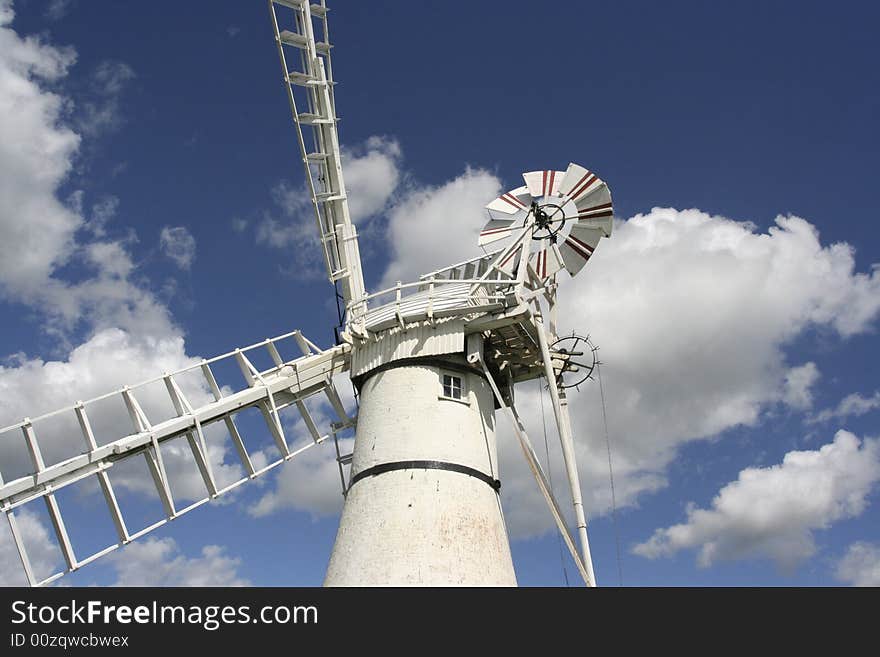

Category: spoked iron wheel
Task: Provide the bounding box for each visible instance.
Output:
[549,333,599,389]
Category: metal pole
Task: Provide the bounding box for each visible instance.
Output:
[532,301,597,587]
[469,351,593,586]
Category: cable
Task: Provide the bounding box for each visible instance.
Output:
[597,362,623,587]
[537,378,569,587]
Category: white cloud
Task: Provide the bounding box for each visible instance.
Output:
[92,60,134,96]
[525,209,880,535]
[811,391,880,425]
[159,226,197,270]
[0,515,249,587]
[85,240,134,278]
[45,0,73,21]
[0,7,173,339]
[249,438,350,518]
[835,541,880,586]
[0,508,61,586]
[781,362,820,410]
[0,327,257,586]
[495,379,666,540]
[0,10,244,539]
[254,136,402,276]
[632,431,880,570]
[341,136,402,224]
[77,60,135,137]
[33,266,176,340]
[255,181,310,250]
[0,5,80,300]
[374,198,880,540]
[379,166,502,287]
[0,329,244,486]
[105,537,249,586]
[85,195,119,237]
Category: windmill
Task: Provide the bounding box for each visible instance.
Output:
[0,0,614,587]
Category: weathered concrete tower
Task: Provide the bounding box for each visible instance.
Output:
[325,333,517,585]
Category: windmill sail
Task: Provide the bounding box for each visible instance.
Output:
[269,0,366,306]
[0,331,353,586]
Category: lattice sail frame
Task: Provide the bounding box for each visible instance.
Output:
[269,0,366,306]
[0,331,353,586]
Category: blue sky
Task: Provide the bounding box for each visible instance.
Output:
[1,0,879,586]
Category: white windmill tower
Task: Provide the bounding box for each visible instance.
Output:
[0,0,615,587]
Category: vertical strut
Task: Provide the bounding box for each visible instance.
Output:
[532,302,597,587]
[467,349,593,586]
[44,493,77,570]
[5,509,36,586]
[201,361,256,477]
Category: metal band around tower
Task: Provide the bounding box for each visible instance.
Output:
[348,460,501,493]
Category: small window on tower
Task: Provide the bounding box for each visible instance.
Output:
[442,374,463,400]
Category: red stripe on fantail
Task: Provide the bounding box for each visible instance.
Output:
[564,171,592,197]
[565,235,594,261]
[577,201,613,214]
[501,193,526,209]
[578,210,613,219]
[569,174,598,201]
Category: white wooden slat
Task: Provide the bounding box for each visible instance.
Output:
[121,387,152,433]
[185,432,218,498]
[22,421,45,472]
[259,402,290,457]
[273,0,307,9]
[323,383,350,423]
[235,350,257,387]
[163,375,186,416]
[96,470,129,543]
[74,403,98,451]
[267,341,284,368]
[227,417,256,477]
[295,400,322,443]
[200,361,223,399]
[143,448,175,518]
[44,493,77,570]
[6,510,37,586]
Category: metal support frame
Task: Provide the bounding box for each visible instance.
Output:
[468,349,594,586]
[532,300,597,587]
